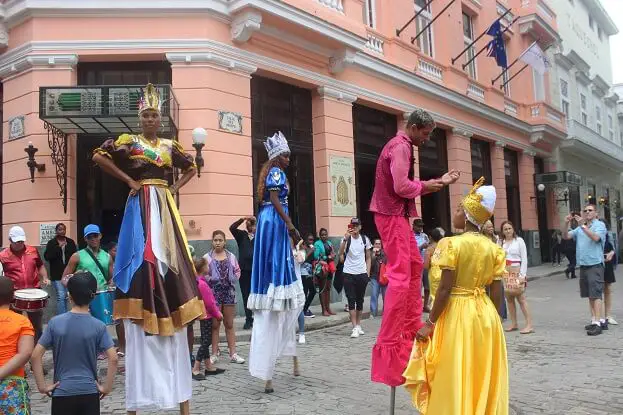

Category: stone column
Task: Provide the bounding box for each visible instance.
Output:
[2,54,79,240]
[447,128,474,218]
[491,141,508,225]
[166,52,257,241]
[312,86,357,235]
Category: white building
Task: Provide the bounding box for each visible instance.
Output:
[546,0,621,232]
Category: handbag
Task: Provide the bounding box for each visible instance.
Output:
[378,263,389,286]
[503,264,525,296]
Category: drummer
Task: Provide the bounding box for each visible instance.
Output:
[0,226,50,342]
[63,224,113,304]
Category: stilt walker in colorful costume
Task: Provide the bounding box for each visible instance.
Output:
[369,109,459,401]
[404,178,509,414]
[248,132,306,393]
[92,84,204,415]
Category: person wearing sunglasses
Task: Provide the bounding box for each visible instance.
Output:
[563,204,607,336]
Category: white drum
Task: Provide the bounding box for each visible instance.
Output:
[12,288,49,312]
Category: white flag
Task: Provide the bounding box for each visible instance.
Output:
[519,42,551,75]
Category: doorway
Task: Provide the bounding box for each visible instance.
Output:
[251,76,316,236]
[353,104,397,239]
[419,130,450,233]
[75,61,172,247]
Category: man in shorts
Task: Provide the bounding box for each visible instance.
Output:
[563,204,607,336]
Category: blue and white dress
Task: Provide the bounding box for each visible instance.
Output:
[248,167,305,311]
[248,166,305,381]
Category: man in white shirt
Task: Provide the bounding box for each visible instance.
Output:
[338,218,372,338]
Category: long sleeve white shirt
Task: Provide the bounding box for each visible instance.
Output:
[501,237,528,277]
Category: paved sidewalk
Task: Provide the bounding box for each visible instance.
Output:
[104,263,568,345]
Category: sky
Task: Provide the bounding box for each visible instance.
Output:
[601,0,623,85]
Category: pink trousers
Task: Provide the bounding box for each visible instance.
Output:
[371,213,423,387]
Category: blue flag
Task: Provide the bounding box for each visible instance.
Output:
[486,20,507,68]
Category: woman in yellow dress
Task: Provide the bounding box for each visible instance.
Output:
[403,177,508,415]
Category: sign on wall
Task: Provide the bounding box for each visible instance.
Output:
[329,155,355,217]
[8,116,25,140]
[218,111,243,134]
[532,231,540,250]
[39,223,57,246]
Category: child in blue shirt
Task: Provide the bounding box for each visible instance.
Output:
[31,271,117,415]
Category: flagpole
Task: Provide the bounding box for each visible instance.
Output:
[411,0,457,44]
[451,8,512,65]
[461,14,520,70]
[491,38,541,85]
[500,63,529,89]
[396,0,436,37]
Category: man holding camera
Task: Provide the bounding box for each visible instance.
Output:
[563,205,607,336]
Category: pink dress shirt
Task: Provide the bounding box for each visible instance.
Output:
[196,276,223,320]
[369,131,424,217]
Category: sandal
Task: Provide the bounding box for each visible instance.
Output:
[505,327,518,332]
[520,329,534,334]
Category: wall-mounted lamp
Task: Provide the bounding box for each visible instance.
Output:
[24,142,45,183]
[598,196,609,207]
[555,189,569,206]
[530,183,546,201]
[192,127,207,178]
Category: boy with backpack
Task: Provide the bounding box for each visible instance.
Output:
[31,271,117,415]
[338,218,372,338]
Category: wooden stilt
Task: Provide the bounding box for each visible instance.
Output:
[389,386,396,415]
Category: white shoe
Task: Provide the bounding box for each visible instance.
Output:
[350,327,360,338]
[356,326,364,335]
[209,355,218,365]
[230,353,245,364]
[298,334,306,344]
[608,317,618,325]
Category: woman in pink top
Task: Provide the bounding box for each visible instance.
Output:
[192,258,225,381]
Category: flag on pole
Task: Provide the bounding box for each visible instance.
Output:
[486,20,507,68]
[518,41,551,75]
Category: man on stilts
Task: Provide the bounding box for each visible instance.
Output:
[369,109,460,401]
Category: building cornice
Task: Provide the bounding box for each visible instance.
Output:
[0,38,552,157]
[581,0,618,36]
[165,52,257,75]
[0,53,78,78]
[317,86,357,103]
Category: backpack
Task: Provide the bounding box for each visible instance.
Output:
[340,234,370,264]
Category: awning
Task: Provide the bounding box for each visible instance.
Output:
[39,85,179,136]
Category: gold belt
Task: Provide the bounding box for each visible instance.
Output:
[450,286,486,297]
[139,179,168,187]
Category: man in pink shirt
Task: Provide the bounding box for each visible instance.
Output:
[370,109,459,387]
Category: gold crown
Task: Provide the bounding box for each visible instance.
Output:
[461,177,492,225]
[138,83,162,115]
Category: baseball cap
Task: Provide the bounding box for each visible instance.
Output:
[350,217,361,226]
[83,224,101,238]
[8,226,26,243]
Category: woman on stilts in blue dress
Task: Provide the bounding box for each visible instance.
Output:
[248,132,305,393]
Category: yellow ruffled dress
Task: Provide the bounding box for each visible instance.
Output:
[403,232,509,415]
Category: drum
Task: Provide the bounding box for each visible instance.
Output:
[12,288,49,312]
[90,288,115,326]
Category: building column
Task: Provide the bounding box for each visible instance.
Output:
[518,151,538,231]
[545,156,560,230]
[166,53,257,241]
[312,86,357,236]
[491,141,508,225]
[447,128,474,221]
[2,55,78,242]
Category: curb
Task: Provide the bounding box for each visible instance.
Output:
[526,267,569,282]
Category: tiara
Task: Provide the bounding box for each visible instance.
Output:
[138,83,162,115]
[264,131,290,160]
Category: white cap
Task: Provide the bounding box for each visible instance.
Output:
[8,226,26,243]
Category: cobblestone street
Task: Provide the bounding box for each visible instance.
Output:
[28,269,623,414]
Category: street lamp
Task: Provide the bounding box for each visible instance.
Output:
[531,183,546,201]
[192,127,207,178]
[24,142,45,183]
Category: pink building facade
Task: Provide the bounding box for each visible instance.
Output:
[0,0,566,265]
